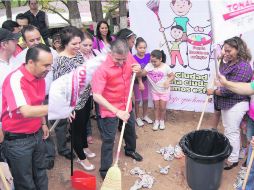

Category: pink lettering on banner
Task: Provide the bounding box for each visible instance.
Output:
[224,2,254,20]
[70,66,87,107]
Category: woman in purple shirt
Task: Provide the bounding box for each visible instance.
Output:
[208,37,253,170]
[93,20,115,52]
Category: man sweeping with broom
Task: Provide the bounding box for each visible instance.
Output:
[92,39,143,180]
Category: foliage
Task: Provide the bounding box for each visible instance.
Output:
[103,0,119,14]
[103,0,119,21]
[40,0,70,24]
[0,0,28,9]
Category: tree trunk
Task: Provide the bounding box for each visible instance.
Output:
[95,1,103,22]
[89,0,103,34]
[4,0,12,20]
[89,0,103,22]
[119,0,128,29]
[67,0,82,28]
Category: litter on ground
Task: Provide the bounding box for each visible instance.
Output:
[130,167,155,190]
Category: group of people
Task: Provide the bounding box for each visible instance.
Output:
[0,1,254,190]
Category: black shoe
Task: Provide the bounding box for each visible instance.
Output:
[60,152,76,160]
[46,160,55,170]
[182,65,187,68]
[125,151,143,161]
[224,162,238,170]
[170,65,175,68]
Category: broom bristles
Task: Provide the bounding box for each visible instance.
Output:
[101,166,122,190]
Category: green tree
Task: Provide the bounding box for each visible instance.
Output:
[41,0,82,28]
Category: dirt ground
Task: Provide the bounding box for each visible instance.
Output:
[48,110,241,190]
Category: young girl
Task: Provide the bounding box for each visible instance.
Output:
[133,37,153,127]
[141,50,175,130]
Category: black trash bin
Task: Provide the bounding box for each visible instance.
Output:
[179,129,232,190]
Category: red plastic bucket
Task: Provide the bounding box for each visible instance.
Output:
[71,170,96,190]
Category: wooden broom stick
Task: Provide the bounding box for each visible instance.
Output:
[115,73,136,165]
[242,150,254,190]
[49,119,60,132]
[0,164,10,190]
[196,77,215,131]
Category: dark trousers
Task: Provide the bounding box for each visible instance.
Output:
[71,97,92,160]
[94,102,103,135]
[99,110,136,178]
[4,130,48,190]
[54,119,71,155]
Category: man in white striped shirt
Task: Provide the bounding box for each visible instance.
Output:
[0,28,21,142]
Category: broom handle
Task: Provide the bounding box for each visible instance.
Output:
[49,119,60,132]
[156,14,171,56]
[196,79,215,131]
[242,149,254,190]
[0,165,10,190]
[115,73,136,165]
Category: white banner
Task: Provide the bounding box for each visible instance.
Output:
[209,0,254,44]
[129,0,254,112]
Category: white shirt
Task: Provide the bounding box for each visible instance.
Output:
[15,47,58,95]
[144,63,173,94]
[0,58,22,127]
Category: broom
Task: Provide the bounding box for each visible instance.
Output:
[101,73,136,190]
[146,0,171,56]
[196,77,215,131]
[0,164,10,190]
[242,149,254,190]
[49,119,60,132]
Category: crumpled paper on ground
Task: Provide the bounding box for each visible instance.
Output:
[129,167,155,190]
[159,165,170,175]
[156,144,184,161]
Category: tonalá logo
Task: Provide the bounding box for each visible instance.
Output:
[223,0,254,20]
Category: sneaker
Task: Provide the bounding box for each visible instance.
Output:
[136,118,144,127]
[77,159,95,171]
[153,120,159,131]
[143,116,153,124]
[83,148,96,158]
[159,120,165,130]
[239,147,247,159]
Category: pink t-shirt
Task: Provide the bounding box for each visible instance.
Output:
[92,52,136,118]
[1,65,45,133]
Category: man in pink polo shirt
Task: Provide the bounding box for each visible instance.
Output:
[92,39,143,179]
[1,44,52,190]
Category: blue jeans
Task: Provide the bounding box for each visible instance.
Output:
[4,130,48,190]
[242,146,254,190]
[99,110,136,178]
[246,115,254,141]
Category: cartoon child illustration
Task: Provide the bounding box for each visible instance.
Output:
[169,25,187,68]
[160,0,204,41]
